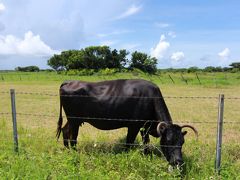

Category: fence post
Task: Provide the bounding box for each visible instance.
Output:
[10,89,19,153]
[215,94,224,175]
[168,74,175,84]
[181,74,188,84]
[195,73,201,85]
[157,74,163,84]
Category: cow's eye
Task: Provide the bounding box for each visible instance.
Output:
[166,133,173,142]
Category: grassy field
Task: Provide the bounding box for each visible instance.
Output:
[0,71,240,179]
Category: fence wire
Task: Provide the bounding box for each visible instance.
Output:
[1,90,240,100]
[1,112,240,124]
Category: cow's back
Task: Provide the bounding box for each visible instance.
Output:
[60,79,159,97]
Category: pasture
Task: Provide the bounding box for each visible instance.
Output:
[0,71,240,179]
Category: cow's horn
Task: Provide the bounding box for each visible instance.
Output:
[157,122,168,136]
[181,125,198,139]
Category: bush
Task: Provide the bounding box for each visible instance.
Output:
[231,68,240,73]
[66,69,78,76]
[98,68,118,75]
[66,69,95,76]
[187,67,201,73]
[78,69,95,76]
[15,66,40,72]
[131,68,145,76]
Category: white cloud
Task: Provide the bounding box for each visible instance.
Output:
[155,22,170,28]
[0,3,5,13]
[0,3,5,31]
[0,22,5,31]
[150,34,170,59]
[97,30,134,38]
[160,34,166,41]
[171,51,185,61]
[120,43,140,50]
[218,48,230,58]
[0,31,59,56]
[114,4,141,20]
[168,31,176,38]
[100,40,116,46]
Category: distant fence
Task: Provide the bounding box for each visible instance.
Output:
[0,72,239,86]
[0,90,240,175]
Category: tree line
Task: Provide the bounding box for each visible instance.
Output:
[47,46,157,74]
[161,63,240,73]
[15,64,240,73]
[15,45,240,74]
[15,66,40,72]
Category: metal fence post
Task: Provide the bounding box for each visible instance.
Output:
[10,89,19,153]
[215,94,224,175]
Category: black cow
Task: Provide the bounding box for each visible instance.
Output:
[56,79,198,166]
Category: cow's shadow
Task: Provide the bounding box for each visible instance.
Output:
[77,136,163,157]
[74,138,187,177]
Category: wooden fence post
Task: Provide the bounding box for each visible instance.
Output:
[195,73,201,85]
[10,89,19,153]
[181,74,188,84]
[168,74,175,84]
[215,94,224,175]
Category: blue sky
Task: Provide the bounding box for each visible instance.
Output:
[0,0,240,69]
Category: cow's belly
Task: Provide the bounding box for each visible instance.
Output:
[86,120,128,130]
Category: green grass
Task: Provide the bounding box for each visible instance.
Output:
[0,71,240,179]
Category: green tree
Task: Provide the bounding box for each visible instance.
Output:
[204,66,216,72]
[129,51,157,74]
[229,62,240,69]
[204,66,224,72]
[215,66,223,72]
[47,46,129,71]
[47,54,67,71]
[66,50,86,70]
[187,66,199,73]
[109,49,129,69]
[119,49,129,67]
[82,46,128,69]
[229,62,240,72]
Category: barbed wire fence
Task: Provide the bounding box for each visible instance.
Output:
[0,90,240,175]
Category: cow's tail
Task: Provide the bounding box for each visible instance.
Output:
[56,94,63,140]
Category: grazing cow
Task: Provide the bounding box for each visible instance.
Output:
[56,79,198,166]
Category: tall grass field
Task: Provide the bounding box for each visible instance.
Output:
[0,71,240,179]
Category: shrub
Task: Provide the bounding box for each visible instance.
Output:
[66,69,95,76]
[78,69,95,76]
[15,66,40,72]
[231,68,240,73]
[99,68,118,75]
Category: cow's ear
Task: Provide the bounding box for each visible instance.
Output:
[182,131,187,136]
[159,125,167,134]
[157,122,168,136]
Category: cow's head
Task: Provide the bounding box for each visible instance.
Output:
[157,122,198,167]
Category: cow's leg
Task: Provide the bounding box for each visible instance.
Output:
[69,123,80,149]
[126,127,140,150]
[62,121,70,148]
[140,129,150,154]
